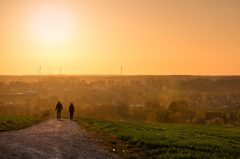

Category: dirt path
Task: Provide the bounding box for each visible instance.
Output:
[0,119,119,159]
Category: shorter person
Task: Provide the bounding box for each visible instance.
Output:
[69,103,75,120]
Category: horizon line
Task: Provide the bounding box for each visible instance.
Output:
[0,74,240,77]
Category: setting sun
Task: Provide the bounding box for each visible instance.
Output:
[31,3,75,44]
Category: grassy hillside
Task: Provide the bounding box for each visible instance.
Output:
[0,115,46,132]
[77,118,240,159]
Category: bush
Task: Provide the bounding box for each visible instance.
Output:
[191,117,205,124]
[207,117,224,125]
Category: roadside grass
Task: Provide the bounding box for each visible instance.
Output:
[0,115,46,132]
[77,118,240,159]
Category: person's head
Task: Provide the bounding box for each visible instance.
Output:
[58,101,61,104]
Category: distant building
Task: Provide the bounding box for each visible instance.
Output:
[129,103,144,108]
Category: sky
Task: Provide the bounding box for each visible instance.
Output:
[0,0,240,75]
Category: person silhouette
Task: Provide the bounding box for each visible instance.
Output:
[55,101,63,120]
[69,103,75,120]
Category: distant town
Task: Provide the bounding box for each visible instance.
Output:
[0,75,240,124]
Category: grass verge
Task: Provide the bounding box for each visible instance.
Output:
[76,118,240,159]
[0,115,47,132]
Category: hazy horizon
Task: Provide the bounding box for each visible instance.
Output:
[1,0,240,75]
[1,73,240,77]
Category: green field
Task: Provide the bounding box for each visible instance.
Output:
[77,118,240,159]
[0,115,45,132]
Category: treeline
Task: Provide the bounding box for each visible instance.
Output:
[1,97,239,125]
[80,100,240,125]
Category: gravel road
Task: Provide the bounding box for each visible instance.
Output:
[0,119,119,159]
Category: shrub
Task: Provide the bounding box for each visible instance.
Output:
[207,117,224,125]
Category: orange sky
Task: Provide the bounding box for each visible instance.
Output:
[0,0,240,75]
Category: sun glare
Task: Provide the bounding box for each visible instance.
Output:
[31,4,74,44]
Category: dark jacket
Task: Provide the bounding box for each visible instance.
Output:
[69,104,75,113]
[55,102,63,112]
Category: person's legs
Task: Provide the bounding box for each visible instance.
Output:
[59,111,61,120]
[70,112,73,120]
[57,111,61,120]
